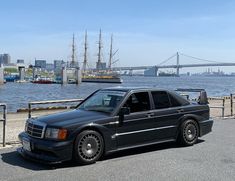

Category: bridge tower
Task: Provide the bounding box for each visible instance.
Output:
[176,52,180,76]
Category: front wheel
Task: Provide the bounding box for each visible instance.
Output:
[74,130,104,165]
[178,119,199,146]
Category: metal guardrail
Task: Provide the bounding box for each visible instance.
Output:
[230,94,235,116]
[28,99,84,118]
[208,97,225,117]
[179,94,225,117]
[0,103,7,147]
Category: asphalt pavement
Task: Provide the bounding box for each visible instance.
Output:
[0,118,234,181]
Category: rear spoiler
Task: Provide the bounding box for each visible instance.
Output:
[175,88,208,105]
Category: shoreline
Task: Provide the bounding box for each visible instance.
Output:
[1,76,235,113]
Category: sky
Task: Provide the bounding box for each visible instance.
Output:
[1,0,235,73]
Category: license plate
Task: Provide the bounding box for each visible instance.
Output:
[22,139,31,152]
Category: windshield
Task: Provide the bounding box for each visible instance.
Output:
[78,90,126,114]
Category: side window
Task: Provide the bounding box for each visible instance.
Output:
[168,94,181,107]
[123,92,150,113]
[151,91,170,109]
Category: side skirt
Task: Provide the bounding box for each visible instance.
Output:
[105,138,176,154]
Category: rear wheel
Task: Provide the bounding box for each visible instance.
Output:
[178,119,199,146]
[74,130,104,165]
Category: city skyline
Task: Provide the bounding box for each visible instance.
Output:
[1,0,235,73]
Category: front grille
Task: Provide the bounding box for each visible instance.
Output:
[26,121,45,138]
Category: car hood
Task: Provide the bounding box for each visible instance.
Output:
[33,109,109,127]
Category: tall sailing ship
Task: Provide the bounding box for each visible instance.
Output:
[81,30,122,83]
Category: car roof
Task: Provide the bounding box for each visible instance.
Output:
[101,86,190,107]
[102,86,172,92]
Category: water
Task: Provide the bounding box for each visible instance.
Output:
[1,76,235,112]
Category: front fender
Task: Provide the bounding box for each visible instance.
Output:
[69,123,116,154]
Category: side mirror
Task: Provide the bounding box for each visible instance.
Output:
[118,107,130,126]
[119,107,130,116]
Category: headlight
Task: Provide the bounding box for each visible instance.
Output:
[45,128,67,140]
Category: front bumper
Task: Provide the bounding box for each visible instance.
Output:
[199,118,213,137]
[18,132,73,164]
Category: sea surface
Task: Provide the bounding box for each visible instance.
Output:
[1,76,235,112]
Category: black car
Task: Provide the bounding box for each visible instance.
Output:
[18,87,213,164]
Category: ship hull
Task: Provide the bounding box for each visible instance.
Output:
[82,78,122,83]
[31,80,54,84]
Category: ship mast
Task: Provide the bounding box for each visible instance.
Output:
[108,34,119,71]
[108,34,113,70]
[97,29,102,70]
[83,30,88,73]
[71,33,76,67]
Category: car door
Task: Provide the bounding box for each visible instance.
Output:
[150,91,185,140]
[116,91,158,148]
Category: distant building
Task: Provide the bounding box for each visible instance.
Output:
[144,67,158,77]
[17,59,24,64]
[46,63,54,71]
[54,60,64,70]
[17,59,25,68]
[35,59,46,69]
[0,54,11,65]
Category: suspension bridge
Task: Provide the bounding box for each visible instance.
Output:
[111,52,235,76]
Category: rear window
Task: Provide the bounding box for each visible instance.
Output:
[168,93,182,107]
[169,91,190,106]
[151,91,184,109]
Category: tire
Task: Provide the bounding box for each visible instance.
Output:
[178,119,199,146]
[74,130,104,165]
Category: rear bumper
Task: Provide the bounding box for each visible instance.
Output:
[199,118,213,137]
[18,132,73,164]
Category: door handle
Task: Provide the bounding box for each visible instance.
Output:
[146,113,155,117]
[177,109,184,113]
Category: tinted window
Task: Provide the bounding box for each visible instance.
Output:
[170,91,190,106]
[151,91,170,109]
[79,90,126,113]
[168,94,181,107]
[123,92,150,113]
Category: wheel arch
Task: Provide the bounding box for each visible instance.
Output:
[177,114,201,137]
[72,124,114,155]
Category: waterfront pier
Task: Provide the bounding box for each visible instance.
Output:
[62,67,67,84]
[18,66,25,81]
[75,67,82,84]
[0,64,4,85]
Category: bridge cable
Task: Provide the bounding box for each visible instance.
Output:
[179,52,223,63]
[157,53,177,66]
